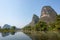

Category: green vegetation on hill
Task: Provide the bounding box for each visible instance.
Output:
[0,26,16,32]
[22,15,60,31]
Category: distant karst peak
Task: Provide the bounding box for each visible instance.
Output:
[29,14,39,26]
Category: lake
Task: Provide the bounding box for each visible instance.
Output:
[0,31,60,40]
[0,32,32,40]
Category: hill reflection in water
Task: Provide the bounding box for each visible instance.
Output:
[0,31,60,40]
[1,31,15,37]
[0,32,32,40]
[24,31,60,40]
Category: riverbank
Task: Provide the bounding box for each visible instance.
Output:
[0,29,16,33]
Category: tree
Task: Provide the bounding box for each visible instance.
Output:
[55,15,60,31]
[11,26,16,30]
[35,21,48,31]
[48,15,60,31]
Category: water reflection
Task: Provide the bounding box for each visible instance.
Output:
[10,32,15,35]
[24,32,41,40]
[23,31,60,40]
[0,31,32,40]
[1,31,60,40]
[1,31,16,37]
[2,32,10,37]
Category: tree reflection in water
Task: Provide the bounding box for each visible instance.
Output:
[1,31,16,37]
[23,31,60,40]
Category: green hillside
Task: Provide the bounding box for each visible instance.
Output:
[22,14,60,31]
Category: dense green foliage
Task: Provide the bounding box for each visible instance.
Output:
[23,15,60,31]
[11,26,16,30]
[35,21,48,31]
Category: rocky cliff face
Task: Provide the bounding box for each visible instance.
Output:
[40,6,57,23]
[26,6,57,27]
[29,14,39,26]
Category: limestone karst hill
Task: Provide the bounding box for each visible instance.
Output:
[40,6,57,23]
[27,6,57,27]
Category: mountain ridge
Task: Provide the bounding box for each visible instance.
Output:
[26,6,57,27]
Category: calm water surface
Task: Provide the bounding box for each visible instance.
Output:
[0,31,59,40]
[0,32,32,40]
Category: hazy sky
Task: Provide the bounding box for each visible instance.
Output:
[0,0,60,28]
